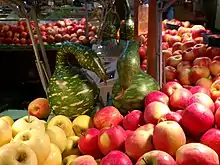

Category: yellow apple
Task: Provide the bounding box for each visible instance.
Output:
[13,129,51,165]
[1,115,14,126]
[47,115,74,137]
[62,136,80,158]
[63,155,79,165]
[72,115,94,137]
[0,118,12,147]
[46,126,67,153]
[0,142,38,165]
[43,143,62,165]
[12,115,45,137]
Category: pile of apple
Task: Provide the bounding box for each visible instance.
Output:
[162,20,220,87]
[0,18,97,46]
[2,80,220,164]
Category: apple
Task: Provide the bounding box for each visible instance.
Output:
[181,103,214,137]
[177,27,191,36]
[20,38,27,45]
[46,126,67,153]
[187,93,215,113]
[145,91,169,106]
[135,150,176,165]
[182,47,197,61]
[136,123,155,132]
[159,111,182,124]
[162,42,169,50]
[167,35,182,47]
[71,155,97,165]
[12,115,45,137]
[190,65,210,84]
[193,44,207,57]
[181,33,193,42]
[47,115,74,137]
[13,37,20,44]
[78,36,89,45]
[28,98,51,119]
[139,46,147,60]
[177,68,191,85]
[144,101,170,125]
[122,110,144,131]
[43,143,62,165]
[173,50,183,55]
[63,155,79,165]
[209,60,220,76]
[196,77,213,89]
[100,150,132,165]
[172,42,183,52]
[98,126,126,155]
[193,57,212,67]
[162,49,172,61]
[1,115,14,126]
[153,121,186,156]
[165,66,177,81]
[21,32,28,38]
[13,129,51,165]
[93,106,123,130]
[213,56,220,61]
[76,29,85,37]
[56,20,66,27]
[125,129,154,160]
[162,81,183,96]
[64,19,72,26]
[206,47,220,59]
[17,25,25,33]
[190,86,211,96]
[2,24,10,32]
[194,37,204,44]
[215,107,220,128]
[215,97,220,111]
[191,25,206,39]
[181,40,196,51]
[200,128,220,157]
[55,34,62,42]
[0,118,12,147]
[176,143,219,165]
[166,55,182,68]
[6,31,13,38]
[62,136,81,158]
[0,142,38,165]
[177,61,192,71]
[13,32,20,38]
[78,128,102,159]
[210,80,220,101]
[170,88,192,109]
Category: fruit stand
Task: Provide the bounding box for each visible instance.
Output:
[1,0,220,165]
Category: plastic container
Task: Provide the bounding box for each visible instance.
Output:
[166,23,181,30]
[202,33,220,48]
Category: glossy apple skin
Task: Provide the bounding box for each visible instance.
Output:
[166,55,182,68]
[100,150,133,165]
[190,86,211,96]
[153,121,186,156]
[206,47,220,59]
[98,125,126,155]
[135,150,177,165]
[210,80,220,101]
[215,97,220,112]
[209,60,220,76]
[122,110,145,131]
[172,42,183,52]
[190,65,210,84]
[177,68,192,85]
[78,128,103,159]
[176,143,219,165]
[136,124,155,132]
[167,35,182,47]
[145,91,169,106]
[182,103,214,138]
[215,107,220,128]
[193,44,207,57]
[196,78,213,89]
[162,81,183,97]
[177,61,192,71]
[200,128,220,157]
[93,106,123,130]
[73,155,97,165]
[159,112,182,124]
[182,47,197,61]
[165,66,177,81]
[173,50,183,55]
[193,57,212,67]
[170,88,192,109]
[144,102,170,125]
[187,93,215,113]
[181,40,196,51]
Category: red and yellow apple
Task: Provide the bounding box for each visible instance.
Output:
[209,60,220,76]
[166,55,182,68]
[181,40,196,51]
[101,151,132,165]
[177,68,191,85]
[190,65,210,84]
[190,85,211,96]
[193,44,207,57]
[172,42,183,52]
[162,81,183,97]
[210,80,220,101]
[193,57,212,67]
[182,47,197,61]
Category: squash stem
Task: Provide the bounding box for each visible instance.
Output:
[114,88,125,100]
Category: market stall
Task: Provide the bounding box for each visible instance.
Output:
[0,0,220,165]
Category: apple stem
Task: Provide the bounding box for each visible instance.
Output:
[142,158,149,164]
[27,111,31,123]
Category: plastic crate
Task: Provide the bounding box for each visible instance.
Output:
[202,33,220,48]
[166,23,181,30]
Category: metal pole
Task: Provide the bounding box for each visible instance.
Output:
[85,0,89,38]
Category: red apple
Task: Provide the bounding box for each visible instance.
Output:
[181,40,196,51]
[190,65,210,84]
[193,57,212,67]
[10,25,18,33]
[210,80,220,101]
[173,50,183,56]
[20,38,26,45]
[76,29,85,37]
[125,129,154,160]
[182,103,214,137]
[58,27,66,35]
[209,60,220,76]
[64,18,72,26]
[191,25,206,39]
[54,34,62,42]
[206,47,220,59]
[170,88,192,109]
[136,124,155,132]
[200,128,220,157]
[122,110,144,131]
[196,77,213,89]
[136,150,177,165]
[182,47,197,61]
[187,93,215,113]
[167,35,182,47]
[215,97,220,112]
[190,86,211,96]
[47,35,55,44]
[177,61,192,71]
[182,32,193,41]
[193,44,207,57]
[177,27,191,36]
[177,68,192,85]
[98,125,126,155]
[172,42,183,52]
[213,56,220,61]
[165,66,177,81]
[145,91,169,106]
[56,20,66,27]
[166,55,182,68]
[28,98,51,119]
[176,143,219,165]
[139,46,147,60]
[93,106,123,130]
[162,42,169,50]
[215,107,220,128]
[6,31,13,38]
[17,25,25,33]
[13,32,20,38]
[79,18,86,25]
[162,49,172,62]
[100,150,132,165]
[62,34,71,41]
[12,38,20,44]
[21,32,28,38]
[162,81,183,97]
[2,24,10,32]
[144,101,170,125]
[159,112,182,124]
[78,128,102,159]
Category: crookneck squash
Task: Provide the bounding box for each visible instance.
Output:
[112,40,159,115]
[47,44,106,119]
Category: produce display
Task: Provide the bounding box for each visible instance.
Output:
[0,18,97,46]
[162,19,220,87]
